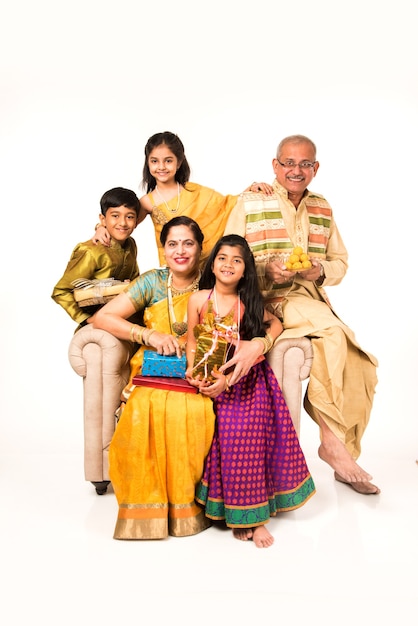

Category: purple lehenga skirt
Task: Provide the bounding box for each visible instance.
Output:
[195,360,316,527]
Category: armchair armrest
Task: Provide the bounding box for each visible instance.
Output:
[68,326,135,482]
[267,336,313,436]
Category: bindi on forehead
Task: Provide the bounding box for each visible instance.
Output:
[166,237,196,245]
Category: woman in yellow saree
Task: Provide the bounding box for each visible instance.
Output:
[93,216,215,540]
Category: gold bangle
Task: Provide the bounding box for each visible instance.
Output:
[251,336,267,353]
[95,223,101,231]
[143,328,156,346]
[251,334,273,355]
[225,377,230,392]
[135,326,145,344]
[264,333,274,353]
[129,324,137,342]
[130,324,145,344]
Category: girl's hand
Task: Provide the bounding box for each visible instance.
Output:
[185,368,202,390]
[198,370,230,398]
[92,225,111,247]
[247,182,274,195]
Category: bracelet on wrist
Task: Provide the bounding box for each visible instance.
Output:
[143,328,156,346]
[315,263,325,286]
[251,333,274,355]
[130,324,146,344]
[129,324,137,342]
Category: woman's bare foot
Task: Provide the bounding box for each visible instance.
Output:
[233,528,253,541]
[334,472,380,494]
[252,525,274,548]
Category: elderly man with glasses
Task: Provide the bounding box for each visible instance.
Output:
[224,134,379,495]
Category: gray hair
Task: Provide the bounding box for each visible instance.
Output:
[276,135,317,160]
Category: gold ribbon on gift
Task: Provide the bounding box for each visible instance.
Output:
[192,301,239,381]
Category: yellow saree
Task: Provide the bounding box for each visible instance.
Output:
[149,182,239,268]
[109,270,216,539]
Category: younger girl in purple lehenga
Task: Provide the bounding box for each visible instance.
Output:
[186,235,316,548]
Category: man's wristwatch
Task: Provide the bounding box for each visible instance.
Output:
[316,263,325,285]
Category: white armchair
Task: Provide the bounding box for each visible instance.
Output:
[68,327,313,494]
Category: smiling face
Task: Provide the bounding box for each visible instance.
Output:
[100,204,137,244]
[147,144,179,186]
[163,224,201,278]
[211,244,246,287]
[272,140,319,203]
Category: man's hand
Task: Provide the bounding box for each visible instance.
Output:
[298,260,323,282]
[265,261,295,284]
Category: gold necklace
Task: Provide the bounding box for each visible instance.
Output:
[167,271,200,337]
[213,286,241,328]
[155,182,180,214]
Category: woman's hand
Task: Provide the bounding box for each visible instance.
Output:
[92,225,111,247]
[146,330,183,357]
[219,339,263,385]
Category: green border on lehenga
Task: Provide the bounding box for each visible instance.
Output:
[196,476,316,527]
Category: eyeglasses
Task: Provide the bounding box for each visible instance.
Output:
[276,159,316,170]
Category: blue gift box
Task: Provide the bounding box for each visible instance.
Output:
[142,350,187,378]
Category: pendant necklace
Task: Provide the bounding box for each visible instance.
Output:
[167,271,200,337]
[213,286,241,328]
[155,182,181,214]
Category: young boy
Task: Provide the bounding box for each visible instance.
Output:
[52,187,140,330]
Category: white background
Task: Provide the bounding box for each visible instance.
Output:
[1,0,417,466]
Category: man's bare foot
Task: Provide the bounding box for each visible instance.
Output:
[318,441,373,483]
[334,472,381,495]
[252,525,274,548]
[233,528,253,541]
[317,415,376,484]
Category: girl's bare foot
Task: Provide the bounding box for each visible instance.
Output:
[233,528,253,541]
[252,525,274,548]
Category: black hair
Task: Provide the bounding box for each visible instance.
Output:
[142,131,191,193]
[100,187,140,217]
[160,215,204,249]
[199,234,268,339]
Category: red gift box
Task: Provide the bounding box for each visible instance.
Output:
[132,375,198,394]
